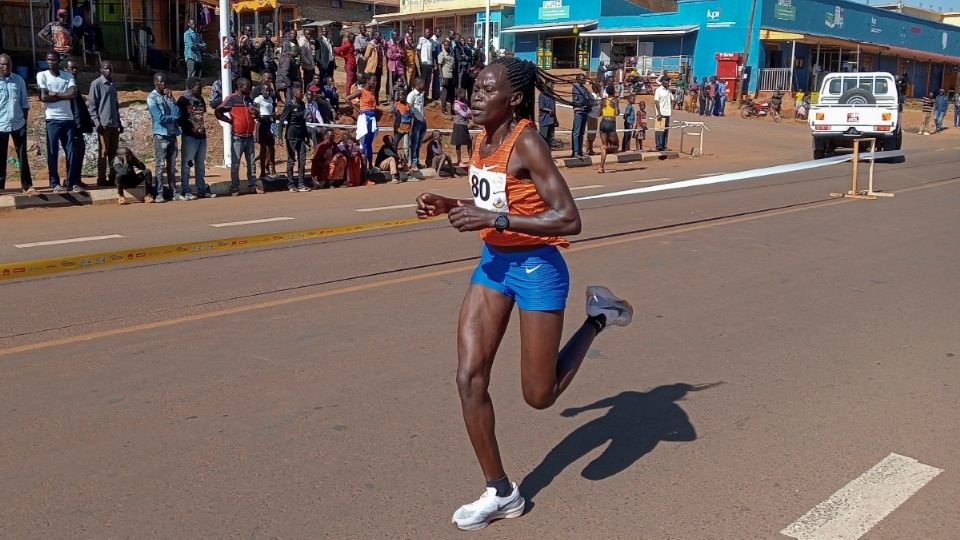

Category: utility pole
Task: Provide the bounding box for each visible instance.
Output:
[740,0,760,100]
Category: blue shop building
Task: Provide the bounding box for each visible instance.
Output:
[504,0,960,98]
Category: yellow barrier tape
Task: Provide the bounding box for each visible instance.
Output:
[1,216,437,281]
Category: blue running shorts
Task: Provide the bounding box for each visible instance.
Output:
[470,243,570,311]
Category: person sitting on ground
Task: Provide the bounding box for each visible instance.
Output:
[451,87,472,167]
[322,76,340,116]
[112,147,152,205]
[310,129,337,188]
[375,134,407,183]
[425,130,455,177]
[328,133,364,187]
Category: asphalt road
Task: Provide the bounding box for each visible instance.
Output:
[1,120,958,539]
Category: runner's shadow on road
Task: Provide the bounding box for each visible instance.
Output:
[520,382,722,509]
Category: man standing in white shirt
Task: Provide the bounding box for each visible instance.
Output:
[418,28,435,102]
[406,77,426,170]
[37,51,80,193]
[653,76,674,152]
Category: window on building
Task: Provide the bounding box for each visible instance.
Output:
[458,15,474,40]
[332,0,343,8]
[365,3,373,11]
[435,16,455,36]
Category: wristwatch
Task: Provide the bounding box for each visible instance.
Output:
[494,213,510,233]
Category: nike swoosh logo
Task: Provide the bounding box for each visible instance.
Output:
[525,264,543,274]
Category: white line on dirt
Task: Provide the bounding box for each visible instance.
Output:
[356,204,418,212]
[569,185,605,190]
[14,234,125,248]
[576,152,899,201]
[210,217,296,227]
[697,172,728,177]
[780,453,942,540]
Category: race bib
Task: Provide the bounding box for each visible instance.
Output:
[469,165,509,212]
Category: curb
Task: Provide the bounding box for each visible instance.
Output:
[0,169,446,212]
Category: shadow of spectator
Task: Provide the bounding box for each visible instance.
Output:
[520,383,722,503]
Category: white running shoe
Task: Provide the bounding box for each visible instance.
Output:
[451,483,525,531]
[586,286,634,327]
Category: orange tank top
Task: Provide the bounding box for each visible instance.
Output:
[470,119,569,248]
[359,89,376,111]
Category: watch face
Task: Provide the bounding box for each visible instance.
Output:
[495,215,508,230]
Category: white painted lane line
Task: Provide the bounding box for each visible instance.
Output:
[697,172,728,177]
[635,177,671,183]
[569,184,605,191]
[355,203,418,213]
[780,453,943,540]
[210,217,296,228]
[576,153,885,202]
[14,234,125,248]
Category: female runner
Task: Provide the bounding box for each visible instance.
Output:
[416,57,634,531]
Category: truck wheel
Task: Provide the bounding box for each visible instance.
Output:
[891,129,903,150]
[838,88,876,105]
[813,149,825,160]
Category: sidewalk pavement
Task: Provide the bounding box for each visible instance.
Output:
[1,149,681,212]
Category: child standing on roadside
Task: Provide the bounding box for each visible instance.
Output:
[636,100,648,150]
[621,94,636,152]
[254,81,277,180]
[451,88,473,166]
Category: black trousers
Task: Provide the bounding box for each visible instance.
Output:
[0,127,33,190]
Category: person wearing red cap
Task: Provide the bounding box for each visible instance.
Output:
[38,9,74,57]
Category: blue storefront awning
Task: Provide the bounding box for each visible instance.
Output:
[579,25,698,38]
[501,20,599,34]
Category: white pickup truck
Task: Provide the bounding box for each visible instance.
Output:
[809,72,902,159]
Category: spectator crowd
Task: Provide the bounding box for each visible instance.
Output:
[1,22,493,201]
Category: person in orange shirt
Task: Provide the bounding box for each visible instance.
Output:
[346,74,379,165]
[416,57,634,531]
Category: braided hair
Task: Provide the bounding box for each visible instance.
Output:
[490,57,577,126]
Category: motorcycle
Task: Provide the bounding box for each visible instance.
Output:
[740,97,781,122]
[626,74,653,95]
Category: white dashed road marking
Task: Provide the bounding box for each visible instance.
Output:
[210,217,296,228]
[355,204,418,212]
[569,185,605,191]
[14,234,125,248]
[780,453,943,540]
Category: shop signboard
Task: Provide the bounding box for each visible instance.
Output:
[824,6,844,30]
[774,0,795,22]
[539,0,570,20]
[869,16,882,34]
[706,7,734,28]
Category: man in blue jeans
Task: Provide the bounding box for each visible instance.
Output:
[146,72,180,203]
[406,77,427,171]
[177,77,214,199]
[571,74,589,158]
[36,51,79,193]
[216,77,263,195]
[934,88,948,132]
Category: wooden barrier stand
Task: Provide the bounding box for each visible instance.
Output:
[830,138,895,200]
